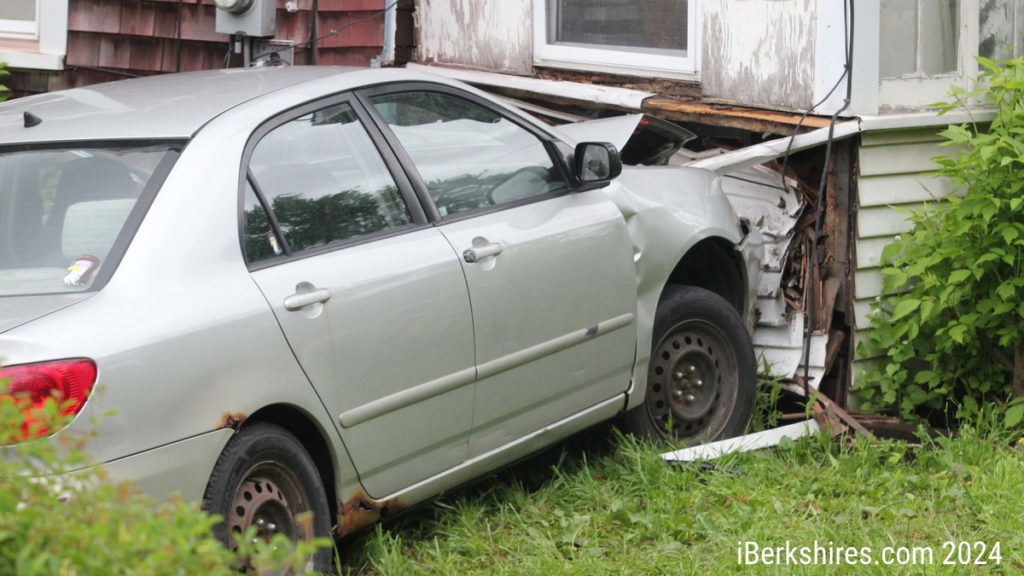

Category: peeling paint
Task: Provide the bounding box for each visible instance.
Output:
[702,0,816,111]
[416,0,533,74]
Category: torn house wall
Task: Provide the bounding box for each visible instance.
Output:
[415,0,533,75]
[676,154,831,387]
[701,0,817,112]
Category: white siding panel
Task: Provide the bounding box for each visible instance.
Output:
[854,268,885,299]
[857,204,925,238]
[853,128,954,377]
[859,141,946,176]
[854,299,876,331]
[859,172,957,207]
[861,128,947,147]
[856,237,894,269]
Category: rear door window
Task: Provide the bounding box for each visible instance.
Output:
[245,101,413,262]
[0,145,176,296]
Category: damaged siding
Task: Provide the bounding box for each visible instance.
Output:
[701,0,816,111]
[853,128,957,378]
[416,0,533,74]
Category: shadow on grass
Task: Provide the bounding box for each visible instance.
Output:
[337,422,620,574]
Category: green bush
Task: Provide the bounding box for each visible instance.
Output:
[858,56,1024,424]
[0,392,329,575]
[0,63,9,102]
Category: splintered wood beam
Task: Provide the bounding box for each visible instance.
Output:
[642,97,838,135]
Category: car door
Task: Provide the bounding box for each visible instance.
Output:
[362,86,638,458]
[241,97,476,498]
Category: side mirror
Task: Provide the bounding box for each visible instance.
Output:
[573,142,622,189]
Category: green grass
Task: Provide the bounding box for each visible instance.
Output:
[338,421,1024,575]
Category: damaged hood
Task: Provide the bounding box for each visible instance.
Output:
[552,114,644,150]
[554,114,697,167]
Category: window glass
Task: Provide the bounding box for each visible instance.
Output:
[550,0,687,56]
[370,91,565,217]
[249,101,411,254]
[0,145,172,296]
[0,0,35,21]
[880,0,959,78]
[979,0,1018,62]
[242,181,283,264]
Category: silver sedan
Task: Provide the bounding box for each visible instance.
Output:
[0,67,760,567]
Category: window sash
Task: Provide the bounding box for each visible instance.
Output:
[532,0,699,77]
[0,1,39,39]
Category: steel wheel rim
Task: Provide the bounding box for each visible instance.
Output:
[229,462,312,546]
[646,318,739,442]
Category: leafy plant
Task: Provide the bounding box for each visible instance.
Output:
[858,56,1024,421]
[0,383,331,575]
[0,63,9,102]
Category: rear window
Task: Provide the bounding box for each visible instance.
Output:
[0,145,175,296]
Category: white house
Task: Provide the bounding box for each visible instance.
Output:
[407,0,1015,404]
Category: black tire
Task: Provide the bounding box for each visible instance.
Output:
[624,285,756,444]
[203,422,334,573]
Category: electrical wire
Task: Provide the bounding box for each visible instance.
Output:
[800,0,855,400]
[723,174,788,192]
[67,66,141,78]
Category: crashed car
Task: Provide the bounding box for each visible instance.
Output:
[0,67,761,566]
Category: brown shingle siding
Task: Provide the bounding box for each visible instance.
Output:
[14,0,388,95]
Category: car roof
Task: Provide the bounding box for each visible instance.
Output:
[0,66,362,145]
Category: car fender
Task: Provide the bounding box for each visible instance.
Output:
[603,165,764,410]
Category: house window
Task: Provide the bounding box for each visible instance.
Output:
[533,0,699,79]
[0,0,67,70]
[877,0,1024,109]
[879,0,959,78]
[979,0,1024,62]
[0,0,38,39]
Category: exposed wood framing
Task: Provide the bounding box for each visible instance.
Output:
[407,64,841,136]
[642,97,837,135]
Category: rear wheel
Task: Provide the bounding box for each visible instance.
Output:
[625,286,756,444]
[203,422,334,573]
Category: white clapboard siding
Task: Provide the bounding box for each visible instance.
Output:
[853,126,960,381]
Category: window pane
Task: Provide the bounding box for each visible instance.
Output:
[880,0,919,77]
[370,91,565,218]
[880,0,959,77]
[919,0,959,75]
[249,102,411,254]
[242,181,283,264]
[0,0,36,21]
[0,146,172,296]
[550,0,687,55]
[979,0,1015,61]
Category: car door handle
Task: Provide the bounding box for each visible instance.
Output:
[284,288,331,311]
[463,242,503,263]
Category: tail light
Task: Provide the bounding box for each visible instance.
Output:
[1,359,97,441]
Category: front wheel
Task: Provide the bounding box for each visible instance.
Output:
[624,285,756,444]
[203,422,334,573]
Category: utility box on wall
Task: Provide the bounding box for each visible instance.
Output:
[215,0,276,37]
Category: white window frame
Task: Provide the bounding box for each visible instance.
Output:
[878,1,1022,109]
[0,0,67,70]
[0,1,39,40]
[531,0,700,80]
